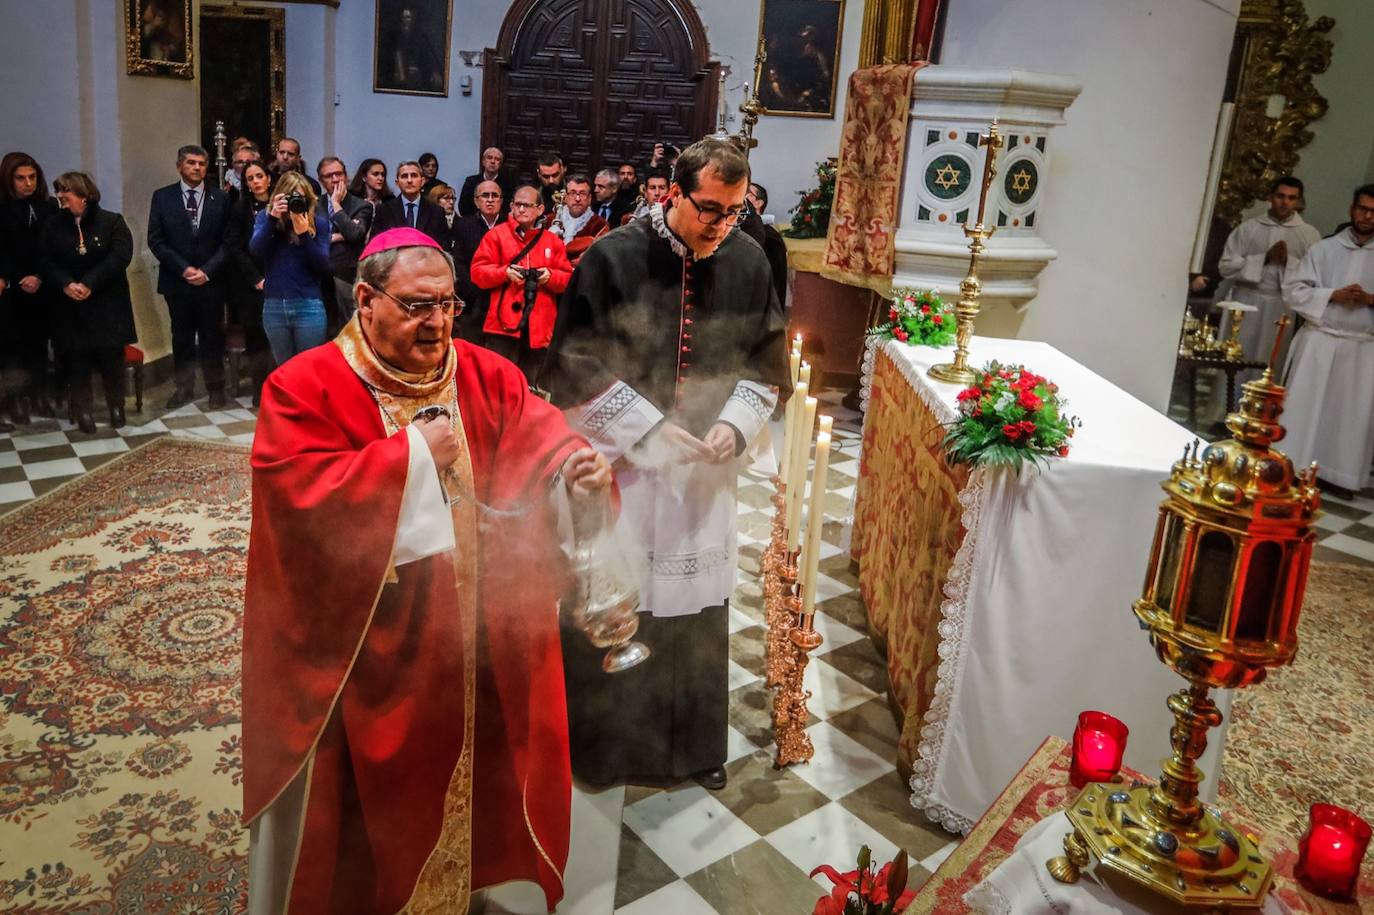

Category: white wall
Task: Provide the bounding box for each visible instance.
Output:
[1281,0,1374,235]
[940,0,1240,409]
[0,0,83,177]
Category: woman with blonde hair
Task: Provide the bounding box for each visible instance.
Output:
[250,170,330,364]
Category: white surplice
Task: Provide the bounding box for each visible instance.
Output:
[1281,227,1374,489]
[1217,211,1321,364]
[566,378,777,617]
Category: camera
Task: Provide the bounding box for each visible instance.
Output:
[286,192,309,215]
[512,266,539,314]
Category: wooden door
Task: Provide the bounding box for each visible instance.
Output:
[200,5,285,161]
[484,0,719,179]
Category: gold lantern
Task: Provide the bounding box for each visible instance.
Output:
[1048,321,1320,907]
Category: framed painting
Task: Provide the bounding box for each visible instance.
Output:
[127,0,194,79]
[373,0,454,97]
[757,0,845,118]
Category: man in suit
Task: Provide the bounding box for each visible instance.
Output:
[591,168,633,228]
[271,137,322,196]
[452,179,505,343]
[458,147,515,219]
[536,152,566,215]
[372,160,448,242]
[318,156,373,324]
[148,144,232,408]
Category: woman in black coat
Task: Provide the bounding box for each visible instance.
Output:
[223,159,274,404]
[0,151,59,426]
[40,172,135,433]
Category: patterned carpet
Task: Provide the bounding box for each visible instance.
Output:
[0,438,249,912]
[1218,560,1374,855]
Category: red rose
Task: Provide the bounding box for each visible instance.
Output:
[1018,390,1042,411]
[894,329,909,342]
[889,308,899,321]
[1002,423,1023,441]
[932,315,943,325]
[1018,420,1038,438]
[921,304,931,314]
[1057,445,1070,457]
[957,387,980,402]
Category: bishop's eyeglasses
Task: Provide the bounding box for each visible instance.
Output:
[370,285,463,319]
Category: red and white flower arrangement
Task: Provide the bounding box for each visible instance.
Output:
[945,361,1080,469]
[868,288,955,347]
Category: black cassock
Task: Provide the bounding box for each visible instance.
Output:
[541,210,789,783]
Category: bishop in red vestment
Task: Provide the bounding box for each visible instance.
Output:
[242,228,611,914]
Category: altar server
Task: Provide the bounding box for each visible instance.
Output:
[1281,184,1374,493]
[1218,177,1320,369]
[540,138,789,790]
[241,228,611,914]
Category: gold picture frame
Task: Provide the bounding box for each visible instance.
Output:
[373,0,454,97]
[126,0,194,79]
[757,0,846,118]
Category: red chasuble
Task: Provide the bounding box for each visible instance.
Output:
[243,323,582,914]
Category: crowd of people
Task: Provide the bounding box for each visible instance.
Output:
[0,138,787,433]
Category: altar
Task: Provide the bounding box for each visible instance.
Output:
[851,335,1230,834]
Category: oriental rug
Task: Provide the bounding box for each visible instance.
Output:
[1218,560,1374,844]
[0,438,250,913]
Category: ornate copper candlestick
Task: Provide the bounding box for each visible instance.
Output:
[773,600,822,768]
[1047,320,1320,907]
[930,122,1003,385]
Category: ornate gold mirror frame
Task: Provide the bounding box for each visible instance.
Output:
[1214,0,1333,227]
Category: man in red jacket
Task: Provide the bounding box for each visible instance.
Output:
[470,183,572,379]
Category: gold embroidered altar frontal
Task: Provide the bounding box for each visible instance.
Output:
[852,346,969,775]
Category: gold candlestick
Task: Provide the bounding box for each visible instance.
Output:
[738,38,768,157]
[930,122,1004,385]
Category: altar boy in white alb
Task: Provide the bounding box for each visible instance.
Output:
[1281,184,1374,492]
[1218,176,1321,367]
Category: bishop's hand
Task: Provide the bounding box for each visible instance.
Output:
[562,448,612,500]
[415,414,460,471]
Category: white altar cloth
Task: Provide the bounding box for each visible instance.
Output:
[870,337,1231,833]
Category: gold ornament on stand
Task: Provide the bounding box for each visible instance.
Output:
[1047,319,1321,908]
[929,122,1004,385]
[738,39,768,158]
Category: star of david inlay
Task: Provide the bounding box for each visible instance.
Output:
[934,163,962,191]
[1010,168,1033,194]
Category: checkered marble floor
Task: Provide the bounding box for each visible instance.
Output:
[1,384,1370,915]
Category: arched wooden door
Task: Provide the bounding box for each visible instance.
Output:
[483,0,719,179]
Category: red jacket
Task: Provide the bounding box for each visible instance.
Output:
[471,221,572,349]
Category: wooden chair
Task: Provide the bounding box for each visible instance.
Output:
[123,344,144,413]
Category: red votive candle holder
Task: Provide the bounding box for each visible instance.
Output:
[1069,710,1129,789]
[1295,803,1370,901]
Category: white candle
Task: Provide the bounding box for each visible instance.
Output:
[779,385,798,486]
[787,394,817,554]
[789,349,802,386]
[801,420,833,616]
[783,381,807,531]
[799,361,812,390]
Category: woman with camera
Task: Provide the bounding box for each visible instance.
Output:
[224,159,275,403]
[250,171,330,365]
[38,172,135,433]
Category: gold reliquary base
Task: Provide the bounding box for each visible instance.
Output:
[1046,782,1273,909]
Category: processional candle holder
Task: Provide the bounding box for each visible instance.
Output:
[929,121,1003,386]
[1047,319,1321,907]
[213,120,228,190]
[736,39,768,158]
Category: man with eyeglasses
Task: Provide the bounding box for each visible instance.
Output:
[555,174,609,266]
[469,184,572,377]
[591,168,632,229]
[1280,183,1374,496]
[318,156,373,324]
[458,146,514,219]
[452,180,505,342]
[243,226,611,915]
[542,138,790,792]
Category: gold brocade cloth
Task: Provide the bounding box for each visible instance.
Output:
[851,348,969,774]
[821,63,925,295]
